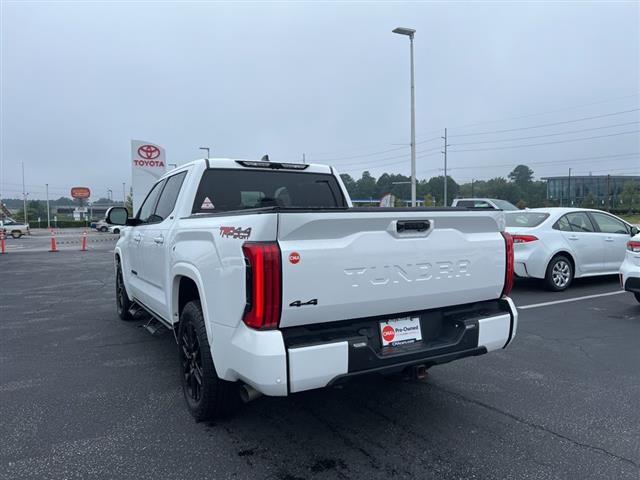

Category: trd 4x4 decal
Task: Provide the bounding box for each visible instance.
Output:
[219,226,252,240]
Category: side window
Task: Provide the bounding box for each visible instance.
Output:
[136,180,166,223]
[590,212,628,234]
[154,172,187,222]
[554,215,572,232]
[565,212,595,233]
[474,201,492,209]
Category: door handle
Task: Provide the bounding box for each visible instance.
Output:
[568,235,578,240]
[133,233,142,243]
[153,234,164,245]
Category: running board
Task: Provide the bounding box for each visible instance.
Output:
[130,300,173,336]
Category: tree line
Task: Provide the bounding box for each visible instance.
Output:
[340,165,546,207]
[341,164,638,210]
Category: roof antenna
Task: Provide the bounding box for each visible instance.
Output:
[261,154,270,162]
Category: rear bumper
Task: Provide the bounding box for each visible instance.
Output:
[620,257,640,293]
[220,297,518,396]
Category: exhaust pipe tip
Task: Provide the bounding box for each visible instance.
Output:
[239,383,263,403]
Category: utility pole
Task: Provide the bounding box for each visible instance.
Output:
[441,128,449,207]
[122,182,126,206]
[302,153,306,164]
[21,162,27,224]
[46,183,50,229]
[568,168,572,207]
[471,178,475,197]
[606,174,611,212]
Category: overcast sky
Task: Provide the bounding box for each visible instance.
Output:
[1,0,638,200]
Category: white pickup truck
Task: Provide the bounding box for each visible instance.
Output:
[106,158,517,420]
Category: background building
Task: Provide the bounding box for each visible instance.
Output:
[543,175,640,208]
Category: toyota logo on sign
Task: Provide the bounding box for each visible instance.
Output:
[137,144,161,159]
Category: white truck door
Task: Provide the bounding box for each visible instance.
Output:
[140,171,187,320]
[129,179,166,306]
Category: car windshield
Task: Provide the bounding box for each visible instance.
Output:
[492,199,518,210]
[505,212,550,227]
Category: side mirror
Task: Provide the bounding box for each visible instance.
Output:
[631,225,639,237]
[106,207,129,226]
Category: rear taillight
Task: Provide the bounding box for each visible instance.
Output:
[501,232,514,297]
[242,242,281,330]
[627,241,640,253]
[512,234,538,243]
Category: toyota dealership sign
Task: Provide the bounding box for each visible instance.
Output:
[131,139,166,213]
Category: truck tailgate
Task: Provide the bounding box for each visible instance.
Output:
[278,210,506,328]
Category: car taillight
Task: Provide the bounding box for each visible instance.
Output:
[512,234,538,243]
[627,241,640,253]
[501,232,514,297]
[242,242,281,330]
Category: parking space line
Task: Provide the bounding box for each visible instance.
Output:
[518,291,626,310]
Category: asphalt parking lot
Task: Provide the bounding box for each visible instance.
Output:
[1,248,639,480]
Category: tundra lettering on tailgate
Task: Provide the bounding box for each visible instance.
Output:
[344,260,470,287]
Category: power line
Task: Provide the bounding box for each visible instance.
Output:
[449,130,640,153]
[339,152,441,173]
[449,121,639,146]
[336,147,441,168]
[448,108,640,138]
[439,93,640,133]
[440,152,638,171]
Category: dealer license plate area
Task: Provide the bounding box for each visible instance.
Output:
[380,317,422,347]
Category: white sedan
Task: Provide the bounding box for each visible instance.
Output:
[505,208,639,291]
[620,234,640,303]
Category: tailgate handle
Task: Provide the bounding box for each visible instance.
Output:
[396,220,430,233]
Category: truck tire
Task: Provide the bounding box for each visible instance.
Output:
[115,262,134,321]
[11,231,21,239]
[178,300,239,421]
[544,255,573,292]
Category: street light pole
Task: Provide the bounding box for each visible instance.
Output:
[46,183,50,229]
[22,162,27,224]
[393,27,417,207]
[442,128,448,207]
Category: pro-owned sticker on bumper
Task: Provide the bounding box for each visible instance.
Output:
[380,317,422,347]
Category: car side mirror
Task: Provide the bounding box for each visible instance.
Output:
[631,226,639,236]
[106,207,129,225]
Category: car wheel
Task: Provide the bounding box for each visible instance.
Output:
[11,231,21,239]
[178,300,239,421]
[635,292,640,304]
[544,255,573,291]
[100,226,108,232]
[116,261,133,321]
[112,228,120,235]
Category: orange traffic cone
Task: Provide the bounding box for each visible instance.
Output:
[80,230,88,251]
[49,230,58,252]
[0,231,5,254]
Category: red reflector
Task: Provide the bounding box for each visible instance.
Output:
[501,232,514,297]
[627,241,640,253]
[512,234,538,243]
[242,242,281,330]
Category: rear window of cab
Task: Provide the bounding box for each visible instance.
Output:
[192,169,347,213]
[505,212,550,228]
